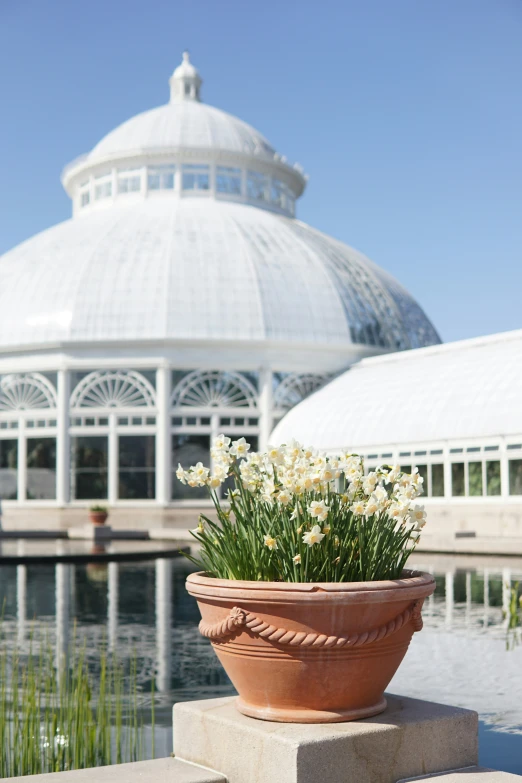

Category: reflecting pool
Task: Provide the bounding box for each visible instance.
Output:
[0,550,520,773]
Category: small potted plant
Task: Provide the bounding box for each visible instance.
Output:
[178,436,435,724]
[88,504,109,526]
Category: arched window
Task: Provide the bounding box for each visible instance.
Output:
[171,370,257,409]
[70,370,156,409]
[273,373,331,411]
[0,373,57,411]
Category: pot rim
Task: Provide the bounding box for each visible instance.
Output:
[186,569,435,600]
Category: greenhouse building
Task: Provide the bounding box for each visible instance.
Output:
[0,53,440,522]
[272,329,522,541]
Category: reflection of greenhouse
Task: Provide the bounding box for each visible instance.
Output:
[0,53,439,514]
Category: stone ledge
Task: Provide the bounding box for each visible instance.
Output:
[398,766,522,781]
[0,757,226,782]
[174,693,478,783]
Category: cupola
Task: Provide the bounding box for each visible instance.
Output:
[169,51,202,102]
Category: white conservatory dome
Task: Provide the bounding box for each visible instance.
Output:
[0,52,441,515]
[86,100,278,163]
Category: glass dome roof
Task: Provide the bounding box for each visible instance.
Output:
[0,199,440,356]
[0,52,441,365]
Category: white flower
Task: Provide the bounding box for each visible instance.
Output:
[293,554,301,564]
[212,464,228,480]
[365,496,381,516]
[213,434,231,450]
[351,500,366,516]
[267,446,285,465]
[409,504,427,530]
[192,462,209,480]
[308,500,329,522]
[385,464,401,484]
[303,525,325,547]
[388,499,410,520]
[176,464,187,484]
[363,473,379,495]
[192,519,205,534]
[277,490,292,505]
[263,479,276,497]
[321,467,335,483]
[230,437,250,458]
[208,475,223,489]
[264,534,278,550]
[372,485,388,504]
[290,507,299,520]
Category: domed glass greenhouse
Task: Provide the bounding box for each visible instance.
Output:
[0,53,440,513]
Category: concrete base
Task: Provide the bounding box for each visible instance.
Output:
[399,768,522,781]
[173,694,479,783]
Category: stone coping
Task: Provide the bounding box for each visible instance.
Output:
[0,757,226,782]
[398,766,522,781]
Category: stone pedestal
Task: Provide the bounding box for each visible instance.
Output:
[174,694,478,783]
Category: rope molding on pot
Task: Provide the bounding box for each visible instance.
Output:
[199,599,424,648]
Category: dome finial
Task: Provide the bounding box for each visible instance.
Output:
[169,50,202,103]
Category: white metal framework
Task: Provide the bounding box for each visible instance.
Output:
[0,366,328,507]
[170,370,257,409]
[0,373,57,411]
[70,371,156,409]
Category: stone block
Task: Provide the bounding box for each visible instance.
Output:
[174,693,478,783]
[0,757,226,782]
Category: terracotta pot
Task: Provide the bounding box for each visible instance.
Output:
[89,511,108,526]
[186,570,435,723]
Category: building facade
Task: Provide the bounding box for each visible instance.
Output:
[0,53,440,513]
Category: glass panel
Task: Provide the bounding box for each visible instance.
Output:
[0,439,17,500]
[172,434,210,500]
[72,436,108,500]
[148,165,175,190]
[451,463,465,497]
[486,461,501,496]
[468,461,483,496]
[431,463,444,497]
[216,166,241,195]
[117,174,141,193]
[80,191,90,207]
[270,179,285,208]
[182,165,209,191]
[26,438,56,500]
[94,181,112,200]
[400,465,412,474]
[247,171,268,201]
[509,459,522,495]
[118,435,156,500]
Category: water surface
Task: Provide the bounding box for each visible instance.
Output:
[0,550,520,772]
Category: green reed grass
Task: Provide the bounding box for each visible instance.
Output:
[0,630,154,778]
[505,581,522,650]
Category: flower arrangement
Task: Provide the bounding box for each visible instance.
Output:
[177,436,426,583]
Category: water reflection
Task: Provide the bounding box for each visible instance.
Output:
[1,549,522,769]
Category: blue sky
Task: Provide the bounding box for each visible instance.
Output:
[0,0,521,343]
